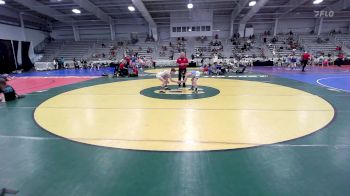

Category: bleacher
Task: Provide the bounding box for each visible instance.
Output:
[92,41,124,60]
[193,39,224,59]
[335,34,350,48]
[38,41,63,62]
[125,43,155,60]
[300,35,338,56]
[157,39,188,60]
[231,38,263,58]
[265,35,303,57]
[56,41,93,61]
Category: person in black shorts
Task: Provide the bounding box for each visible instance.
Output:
[0,78,24,103]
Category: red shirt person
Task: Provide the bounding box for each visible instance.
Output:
[336,53,344,67]
[176,52,189,87]
[301,52,310,72]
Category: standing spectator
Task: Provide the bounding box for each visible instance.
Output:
[177,52,189,88]
[301,51,310,72]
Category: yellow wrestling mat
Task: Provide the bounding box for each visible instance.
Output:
[34,78,334,151]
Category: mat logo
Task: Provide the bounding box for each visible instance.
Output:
[140,85,220,100]
[314,10,334,18]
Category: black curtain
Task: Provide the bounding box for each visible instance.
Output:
[0,39,16,74]
[21,41,34,71]
[13,40,19,69]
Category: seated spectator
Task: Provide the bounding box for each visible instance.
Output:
[73,58,79,69]
[271,37,278,43]
[201,65,209,75]
[0,78,24,102]
[118,60,128,77]
[322,58,329,67]
[129,67,139,77]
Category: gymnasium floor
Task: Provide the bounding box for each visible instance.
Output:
[1,66,350,196]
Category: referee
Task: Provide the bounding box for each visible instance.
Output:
[176,52,189,88]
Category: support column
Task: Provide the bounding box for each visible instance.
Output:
[150,26,158,41]
[72,25,80,41]
[229,11,234,38]
[238,23,246,37]
[273,18,279,36]
[110,23,116,41]
[317,17,324,36]
[19,12,26,41]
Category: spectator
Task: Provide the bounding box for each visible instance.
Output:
[119,60,128,77]
[73,58,79,69]
[335,53,344,67]
[0,78,24,102]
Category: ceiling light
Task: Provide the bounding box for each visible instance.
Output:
[313,0,323,4]
[0,0,6,5]
[72,9,81,14]
[187,3,193,9]
[249,1,256,6]
[128,6,135,12]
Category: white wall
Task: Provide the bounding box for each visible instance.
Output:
[170,10,213,37]
[158,26,170,41]
[213,15,230,38]
[50,17,350,41]
[322,21,349,34]
[0,23,48,46]
[52,23,149,41]
[250,19,349,35]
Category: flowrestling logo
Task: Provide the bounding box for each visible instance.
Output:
[314,10,335,18]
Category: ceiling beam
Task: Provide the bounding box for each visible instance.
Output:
[72,0,112,23]
[278,0,309,18]
[131,0,157,27]
[229,0,250,37]
[0,6,47,25]
[239,0,270,24]
[327,0,350,11]
[12,0,76,25]
[231,0,250,22]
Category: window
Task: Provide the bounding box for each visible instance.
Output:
[201,26,205,31]
[206,26,211,31]
[177,27,181,32]
[172,27,176,32]
[192,26,196,32]
[182,27,187,32]
[196,26,200,31]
